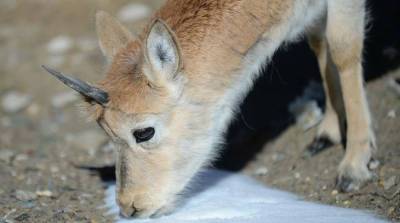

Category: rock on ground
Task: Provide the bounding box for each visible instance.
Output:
[117,3,151,22]
[15,190,37,201]
[1,91,32,113]
[0,149,14,164]
[46,36,73,55]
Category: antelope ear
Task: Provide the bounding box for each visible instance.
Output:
[144,19,182,83]
[96,11,134,60]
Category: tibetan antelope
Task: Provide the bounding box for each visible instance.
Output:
[43,0,376,218]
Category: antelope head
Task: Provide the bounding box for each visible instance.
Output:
[44,11,214,218]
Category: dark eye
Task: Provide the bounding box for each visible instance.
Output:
[133,127,155,143]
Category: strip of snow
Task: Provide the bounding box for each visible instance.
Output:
[104,169,387,223]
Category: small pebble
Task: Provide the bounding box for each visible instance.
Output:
[36,190,53,197]
[368,159,380,170]
[383,176,396,190]
[343,200,351,206]
[15,190,37,201]
[47,36,73,54]
[388,206,396,216]
[294,172,301,179]
[331,190,338,196]
[60,175,67,181]
[1,91,32,113]
[14,153,28,162]
[387,109,396,118]
[0,149,14,164]
[322,185,327,190]
[117,3,151,22]
[254,166,268,176]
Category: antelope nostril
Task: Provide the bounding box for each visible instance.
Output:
[131,203,139,216]
[119,202,139,218]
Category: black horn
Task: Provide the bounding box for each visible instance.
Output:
[42,65,109,105]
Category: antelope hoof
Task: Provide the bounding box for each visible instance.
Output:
[336,161,374,192]
[303,136,335,158]
[336,176,363,192]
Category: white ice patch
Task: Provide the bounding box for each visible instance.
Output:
[104,169,387,223]
[117,3,151,22]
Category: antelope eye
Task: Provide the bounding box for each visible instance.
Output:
[133,127,155,143]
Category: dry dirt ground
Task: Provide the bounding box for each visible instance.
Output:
[0,1,399,222]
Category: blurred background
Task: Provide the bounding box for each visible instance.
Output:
[0,0,399,222]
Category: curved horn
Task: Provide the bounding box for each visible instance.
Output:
[42,65,109,105]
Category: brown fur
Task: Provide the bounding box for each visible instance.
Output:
[94,0,292,116]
